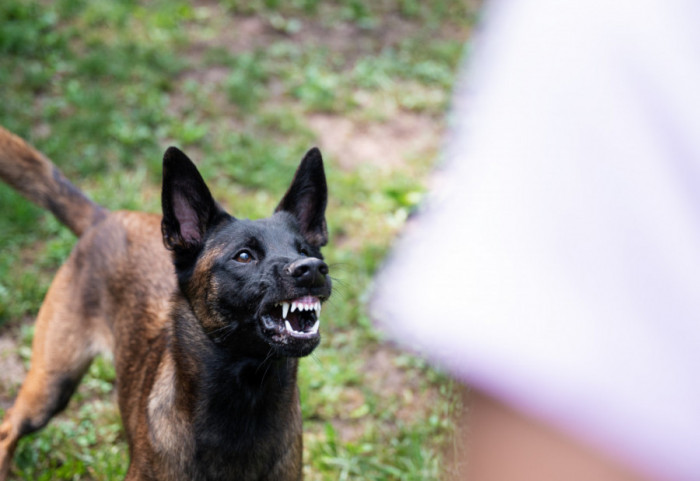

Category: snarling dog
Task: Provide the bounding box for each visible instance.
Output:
[0,126,331,480]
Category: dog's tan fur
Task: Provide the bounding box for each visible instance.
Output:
[0,147,174,476]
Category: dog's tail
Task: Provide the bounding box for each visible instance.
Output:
[0,126,107,237]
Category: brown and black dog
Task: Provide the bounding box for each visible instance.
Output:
[0,126,331,480]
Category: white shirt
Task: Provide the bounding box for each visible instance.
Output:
[372,1,700,479]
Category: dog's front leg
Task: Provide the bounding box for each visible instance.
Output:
[0,262,103,480]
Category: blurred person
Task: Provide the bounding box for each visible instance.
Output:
[371,0,700,480]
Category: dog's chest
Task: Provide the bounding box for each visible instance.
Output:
[144,414,301,481]
[188,391,302,480]
[145,355,302,480]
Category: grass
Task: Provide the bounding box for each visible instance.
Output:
[0,0,476,479]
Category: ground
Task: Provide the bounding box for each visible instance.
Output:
[0,1,478,479]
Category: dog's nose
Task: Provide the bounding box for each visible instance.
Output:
[287,258,329,288]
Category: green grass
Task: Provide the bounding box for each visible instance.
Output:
[0,0,475,479]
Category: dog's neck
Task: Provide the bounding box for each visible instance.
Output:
[169,298,299,408]
[144,298,302,479]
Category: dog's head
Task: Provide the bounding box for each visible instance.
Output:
[160,147,331,358]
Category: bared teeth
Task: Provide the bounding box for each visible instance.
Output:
[309,319,320,334]
[284,319,321,336]
[276,297,322,334]
[287,298,321,317]
[275,302,291,319]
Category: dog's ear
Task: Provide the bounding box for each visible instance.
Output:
[161,147,223,254]
[275,147,328,247]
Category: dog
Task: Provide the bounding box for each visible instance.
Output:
[0,126,331,480]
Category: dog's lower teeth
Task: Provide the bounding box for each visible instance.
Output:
[284,319,320,336]
[309,319,320,334]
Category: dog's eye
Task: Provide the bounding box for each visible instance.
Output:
[233,250,254,264]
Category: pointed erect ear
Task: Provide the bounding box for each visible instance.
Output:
[161,147,223,254]
[275,148,328,247]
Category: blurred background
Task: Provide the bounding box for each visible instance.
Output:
[0,1,479,479]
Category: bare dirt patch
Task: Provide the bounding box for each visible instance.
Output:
[307,112,442,171]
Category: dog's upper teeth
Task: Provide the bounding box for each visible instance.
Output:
[284,297,321,319]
